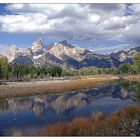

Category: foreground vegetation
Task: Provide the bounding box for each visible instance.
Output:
[42,105,140,136]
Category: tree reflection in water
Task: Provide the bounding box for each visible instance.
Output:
[0,98,9,111]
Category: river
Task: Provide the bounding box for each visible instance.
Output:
[0,80,140,136]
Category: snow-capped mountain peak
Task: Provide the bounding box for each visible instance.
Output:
[110,46,140,63]
[5,45,19,62]
[30,39,44,54]
[48,40,86,61]
[2,39,140,69]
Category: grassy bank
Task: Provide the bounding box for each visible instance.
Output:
[123,75,140,82]
[0,76,118,98]
[42,105,140,136]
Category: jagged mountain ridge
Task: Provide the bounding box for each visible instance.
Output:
[1,40,140,68]
[110,46,140,63]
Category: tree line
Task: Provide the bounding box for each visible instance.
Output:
[0,56,62,80]
[0,53,140,80]
[61,53,140,76]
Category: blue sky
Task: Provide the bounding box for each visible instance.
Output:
[0,4,140,54]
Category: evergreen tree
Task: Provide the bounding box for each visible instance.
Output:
[134,53,140,73]
[0,56,8,79]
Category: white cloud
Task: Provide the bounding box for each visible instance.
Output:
[0,3,140,45]
[93,44,132,54]
[0,13,56,33]
[7,4,25,10]
[88,14,100,23]
[6,4,66,15]
[129,4,140,14]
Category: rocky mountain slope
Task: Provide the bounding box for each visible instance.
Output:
[1,40,140,68]
[110,46,140,63]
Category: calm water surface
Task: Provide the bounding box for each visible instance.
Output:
[0,80,140,136]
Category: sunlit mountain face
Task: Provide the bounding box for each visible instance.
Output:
[0,39,139,68]
[0,3,140,55]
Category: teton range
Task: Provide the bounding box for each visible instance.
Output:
[1,39,140,69]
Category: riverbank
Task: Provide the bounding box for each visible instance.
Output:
[0,75,118,98]
[123,75,140,82]
[42,105,140,136]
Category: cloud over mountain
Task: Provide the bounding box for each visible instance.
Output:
[0,4,139,43]
[0,4,140,54]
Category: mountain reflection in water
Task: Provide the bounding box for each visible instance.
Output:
[0,80,140,136]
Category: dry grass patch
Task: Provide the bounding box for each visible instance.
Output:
[0,76,117,98]
[123,75,140,82]
[42,105,140,136]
